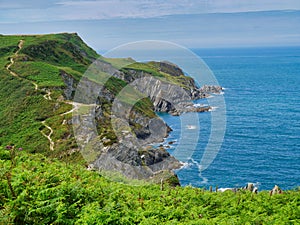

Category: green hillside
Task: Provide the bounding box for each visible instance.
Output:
[0,33,99,162]
[1,146,299,224]
[1,33,299,224]
[0,33,154,161]
[0,33,192,160]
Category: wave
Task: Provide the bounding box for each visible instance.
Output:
[193,103,209,107]
[209,106,218,112]
[179,161,191,170]
[186,125,197,129]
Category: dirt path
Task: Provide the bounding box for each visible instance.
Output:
[6,40,24,77]
[5,40,93,152]
[41,120,55,151]
[60,102,92,115]
[6,40,39,90]
[43,89,52,100]
[5,40,55,151]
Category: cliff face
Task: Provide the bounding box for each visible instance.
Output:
[0,33,221,181]
[69,61,182,179]
[70,58,223,179]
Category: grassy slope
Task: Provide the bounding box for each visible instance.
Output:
[1,147,299,224]
[123,61,195,91]
[0,33,190,158]
[0,33,299,224]
[0,33,98,159]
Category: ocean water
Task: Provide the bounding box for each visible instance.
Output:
[160,47,300,190]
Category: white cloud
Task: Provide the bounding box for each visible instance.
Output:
[1,10,299,48]
[1,0,300,23]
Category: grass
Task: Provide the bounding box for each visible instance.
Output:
[1,147,299,224]
[0,33,299,224]
[0,33,200,167]
[101,57,136,69]
[11,61,64,87]
[123,62,195,90]
[0,33,98,156]
[0,74,49,152]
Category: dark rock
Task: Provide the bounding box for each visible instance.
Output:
[60,71,76,100]
[200,85,223,94]
[73,59,224,180]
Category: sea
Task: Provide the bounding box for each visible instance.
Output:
[159,47,300,190]
[104,45,300,190]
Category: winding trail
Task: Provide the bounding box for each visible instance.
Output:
[43,89,52,100]
[41,121,55,151]
[6,40,38,90]
[5,40,93,152]
[6,40,55,151]
[60,102,87,115]
[6,40,24,77]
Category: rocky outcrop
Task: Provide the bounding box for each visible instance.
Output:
[60,70,76,100]
[68,58,223,181]
[72,73,181,180]
[122,69,221,115]
[92,143,181,179]
[269,185,283,196]
[199,85,223,94]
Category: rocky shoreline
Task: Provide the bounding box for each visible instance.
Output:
[71,59,224,182]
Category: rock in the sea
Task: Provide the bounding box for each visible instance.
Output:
[199,85,223,94]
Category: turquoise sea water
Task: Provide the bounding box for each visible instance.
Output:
[161,47,300,190]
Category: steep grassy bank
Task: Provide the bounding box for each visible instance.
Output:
[1,147,299,224]
[0,33,200,178]
[0,33,98,159]
[1,33,299,224]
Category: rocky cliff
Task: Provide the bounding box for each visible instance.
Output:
[0,33,222,182]
[70,57,223,180]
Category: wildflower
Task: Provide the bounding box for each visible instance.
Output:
[5,145,13,150]
[18,147,23,151]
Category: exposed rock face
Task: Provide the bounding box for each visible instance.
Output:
[60,71,76,100]
[93,144,181,179]
[122,69,222,115]
[68,59,223,181]
[199,85,223,94]
[71,70,181,180]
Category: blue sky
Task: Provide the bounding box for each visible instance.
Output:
[1,0,300,50]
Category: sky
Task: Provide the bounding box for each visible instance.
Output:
[1,0,300,50]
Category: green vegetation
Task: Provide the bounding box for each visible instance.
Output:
[12,61,64,87]
[1,33,299,224]
[123,62,195,90]
[0,33,195,157]
[1,146,299,224]
[102,57,135,69]
[0,33,100,158]
[123,62,165,78]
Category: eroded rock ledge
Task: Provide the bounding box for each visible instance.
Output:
[68,59,223,182]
